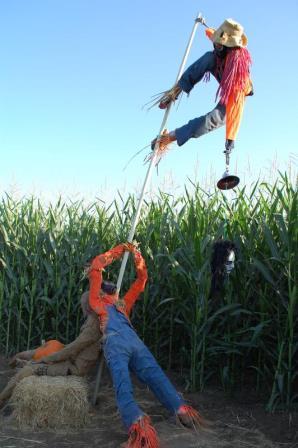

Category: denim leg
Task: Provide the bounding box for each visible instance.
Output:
[130,341,184,414]
[104,337,144,429]
[175,102,226,146]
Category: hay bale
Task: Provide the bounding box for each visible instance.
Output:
[11,376,89,429]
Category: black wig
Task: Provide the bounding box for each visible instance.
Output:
[209,239,237,299]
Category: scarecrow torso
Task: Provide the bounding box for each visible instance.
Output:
[105,304,133,334]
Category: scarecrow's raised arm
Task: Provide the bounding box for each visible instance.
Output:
[123,249,148,315]
[88,244,127,315]
[158,28,216,109]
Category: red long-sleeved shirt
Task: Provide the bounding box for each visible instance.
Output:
[88,244,148,331]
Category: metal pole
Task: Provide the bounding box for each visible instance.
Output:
[93,12,206,405]
[225,150,230,174]
[116,11,206,293]
[92,353,105,405]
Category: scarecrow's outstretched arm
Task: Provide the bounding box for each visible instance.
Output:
[178,51,216,94]
[88,244,127,322]
[157,51,216,110]
[89,244,126,273]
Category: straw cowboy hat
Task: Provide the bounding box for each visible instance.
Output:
[212,19,248,48]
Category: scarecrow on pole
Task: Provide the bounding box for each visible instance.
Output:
[151,18,253,176]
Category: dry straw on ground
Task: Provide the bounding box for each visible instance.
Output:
[11,375,89,429]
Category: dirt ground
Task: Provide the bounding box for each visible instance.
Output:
[0,355,297,448]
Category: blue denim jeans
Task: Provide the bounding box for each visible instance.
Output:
[103,308,184,429]
[175,102,226,146]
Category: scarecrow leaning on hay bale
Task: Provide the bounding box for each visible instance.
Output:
[0,292,102,407]
[88,242,205,448]
[151,18,253,156]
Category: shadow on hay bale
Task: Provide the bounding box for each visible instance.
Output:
[11,376,89,429]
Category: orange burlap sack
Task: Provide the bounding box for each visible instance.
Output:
[32,340,65,360]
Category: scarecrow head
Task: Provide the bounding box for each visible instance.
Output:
[211,18,248,48]
[209,239,237,299]
[101,279,126,313]
[205,18,252,106]
[101,280,117,296]
[206,18,248,58]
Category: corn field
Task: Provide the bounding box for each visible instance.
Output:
[0,174,297,412]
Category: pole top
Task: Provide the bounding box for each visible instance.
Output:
[195,12,207,27]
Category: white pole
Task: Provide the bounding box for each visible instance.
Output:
[93,11,207,405]
[116,12,206,293]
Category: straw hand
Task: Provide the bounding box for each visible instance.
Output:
[123,241,139,253]
[158,84,182,109]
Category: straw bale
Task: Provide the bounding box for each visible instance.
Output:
[11,375,89,429]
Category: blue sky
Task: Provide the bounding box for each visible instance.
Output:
[1,0,297,203]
